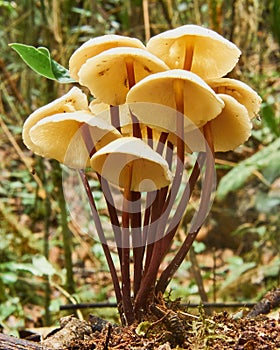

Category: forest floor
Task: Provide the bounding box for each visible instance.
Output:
[9,289,278,350]
[30,300,280,350]
[68,313,280,350]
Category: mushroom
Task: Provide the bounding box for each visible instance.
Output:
[69,34,146,81]
[207,78,262,119]
[89,100,133,134]
[78,47,169,105]
[23,87,88,154]
[28,111,122,168]
[185,94,252,152]
[89,100,163,141]
[147,24,241,79]
[90,137,172,192]
[126,69,225,137]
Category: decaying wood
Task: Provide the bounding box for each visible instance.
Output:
[41,315,93,349]
[0,333,51,350]
[247,288,280,318]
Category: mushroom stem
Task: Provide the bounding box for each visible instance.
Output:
[110,105,121,132]
[155,122,215,294]
[80,123,123,260]
[121,163,134,325]
[80,123,96,158]
[143,132,169,272]
[155,154,205,294]
[135,81,185,313]
[130,191,143,296]
[125,59,136,89]
[78,170,122,305]
[147,126,153,147]
[183,43,194,71]
[97,174,123,256]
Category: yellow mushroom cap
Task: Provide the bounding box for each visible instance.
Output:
[69,34,146,80]
[78,47,169,106]
[185,94,252,152]
[23,87,88,154]
[126,69,224,133]
[29,111,122,168]
[90,137,172,192]
[207,78,262,119]
[147,24,241,79]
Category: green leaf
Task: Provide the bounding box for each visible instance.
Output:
[261,102,280,137]
[31,255,57,276]
[9,43,75,83]
[216,138,280,200]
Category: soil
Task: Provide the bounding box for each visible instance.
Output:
[39,309,280,350]
[10,289,279,350]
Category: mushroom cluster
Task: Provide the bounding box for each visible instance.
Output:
[22,25,261,325]
[24,25,261,174]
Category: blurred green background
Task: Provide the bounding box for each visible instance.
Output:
[0,0,279,335]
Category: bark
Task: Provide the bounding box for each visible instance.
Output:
[0,333,51,350]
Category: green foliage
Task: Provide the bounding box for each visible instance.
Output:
[9,44,75,83]
[216,138,280,200]
[270,0,280,45]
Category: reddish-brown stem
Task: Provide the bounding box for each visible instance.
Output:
[110,105,121,132]
[130,191,143,296]
[166,141,174,169]
[81,123,122,259]
[135,82,185,312]
[147,126,153,147]
[97,174,123,255]
[121,164,134,325]
[80,123,123,310]
[80,123,96,158]
[155,122,215,294]
[78,170,122,305]
[143,132,169,272]
[155,154,204,294]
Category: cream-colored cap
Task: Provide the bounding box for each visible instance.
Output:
[147,24,241,79]
[126,69,224,133]
[69,34,146,80]
[185,94,252,152]
[90,137,172,192]
[208,78,262,119]
[29,111,122,168]
[23,87,88,154]
[78,47,169,105]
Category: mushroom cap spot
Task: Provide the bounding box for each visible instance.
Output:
[78,47,169,106]
[69,35,146,80]
[147,24,241,79]
[29,111,122,169]
[23,87,88,154]
[185,94,252,152]
[90,137,172,192]
[126,69,224,132]
[207,78,262,119]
